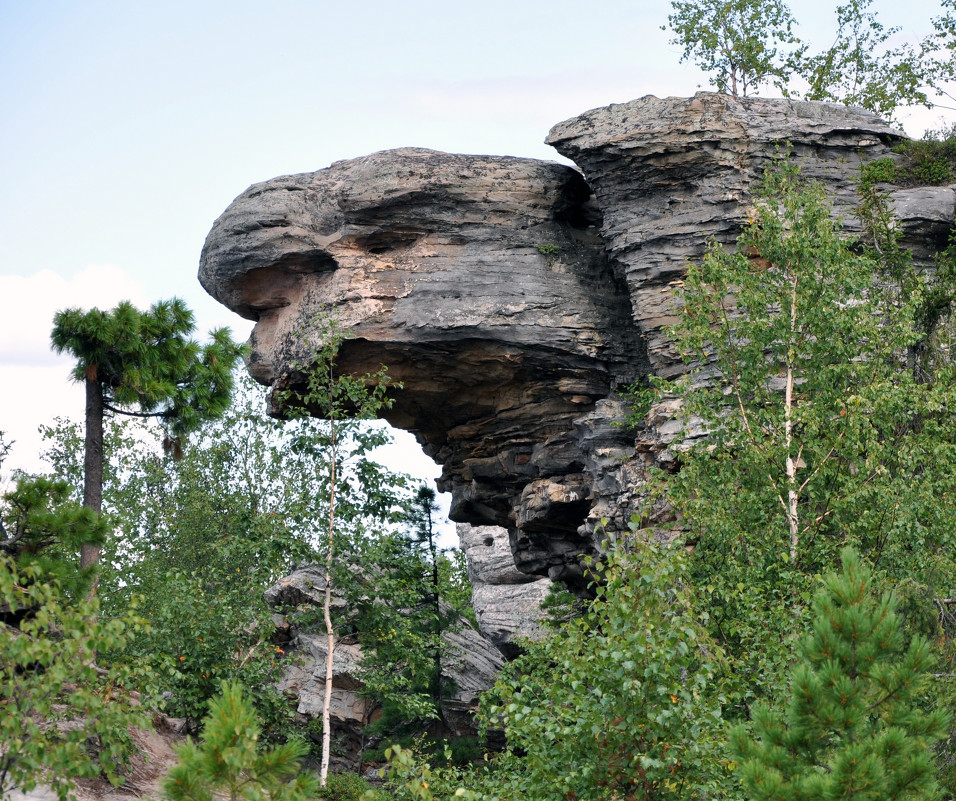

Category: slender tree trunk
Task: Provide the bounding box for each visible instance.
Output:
[320,420,337,788]
[320,561,334,786]
[785,275,800,565]
[427,508,443,722]
[81,373,104,571]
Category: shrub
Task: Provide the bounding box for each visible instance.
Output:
[0,555,149,801]
[160,681,318,801]
[888,124,956,187]
[322,771,383,800]
[477,534,726,800]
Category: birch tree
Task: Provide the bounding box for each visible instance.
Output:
[656,164,956,709]
[274,316,398,787]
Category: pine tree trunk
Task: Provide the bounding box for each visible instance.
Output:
[81,373,104,570]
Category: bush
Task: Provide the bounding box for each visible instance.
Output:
[161,681,318,801]
[322,771,383,800]
[476,534,726,800]
[0,555,149,801]
[888,124,956,186]
[123,569,290,736]
[860,156,898,186]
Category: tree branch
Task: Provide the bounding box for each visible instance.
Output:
[102,403,172,419]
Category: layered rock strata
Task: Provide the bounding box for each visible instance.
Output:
[200,93,956,588]
[458,523,552,658]
[266,566,505,771]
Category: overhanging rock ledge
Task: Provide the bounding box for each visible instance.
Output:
[199,93,956,590]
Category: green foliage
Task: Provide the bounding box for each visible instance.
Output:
[50,299,243,441]
[860,156,898,187]
[799,0,928,120]
[665,0,801,97]
[362,736,480,772]
[38,363,426,740]
[476,535,725,800]
[894,125,956,187]
[275,313,404,785]
[39,377,332,732]
[618,378,660,431]
[923,0,956,97]
[534,243,561,265]
[272,315,404,550]
[49,298,244,569]
[322,770,384,801]
[351,486,467,727]
[160,681,319,801]
[665,0,947,119]
[0,555,149,801]
[370,744,477,801]
[732,549,949,801]
[661,163,956,715]
[0,476,108,599]
[863,126,956,189]
[125,569,288,731]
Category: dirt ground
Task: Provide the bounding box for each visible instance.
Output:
[9,720,184,801]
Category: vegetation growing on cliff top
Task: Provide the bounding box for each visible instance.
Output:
[862,123,956,187]
[665,0,956,120]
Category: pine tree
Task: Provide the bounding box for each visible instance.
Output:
[161,681,318,801]
[0,476,109,599]
[408,485,445,722]
[50,299,244,570]
[732,548,949,801]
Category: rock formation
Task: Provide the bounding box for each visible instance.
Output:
[200,92,956,591]
[457,523,552,658]
[265,565,505,771]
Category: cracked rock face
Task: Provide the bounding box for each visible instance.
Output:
[200,146,646,587]
[200,93,956,590]
[458,523,552,658]
[266,565,504,770]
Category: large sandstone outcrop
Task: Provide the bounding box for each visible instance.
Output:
[200,92,956,589]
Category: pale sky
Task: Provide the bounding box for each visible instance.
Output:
[1,1,952,527]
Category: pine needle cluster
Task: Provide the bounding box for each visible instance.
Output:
[732,548,950,801]
[161,682,319,801]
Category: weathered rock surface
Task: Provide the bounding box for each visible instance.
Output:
[547,93,916,377]
[200,92,956,590]
[458,523,552,657]
[267,566,504,771]
[200,147,645,585]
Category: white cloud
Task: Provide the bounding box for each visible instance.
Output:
[0,264,149,367]
[0,362,83,479]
